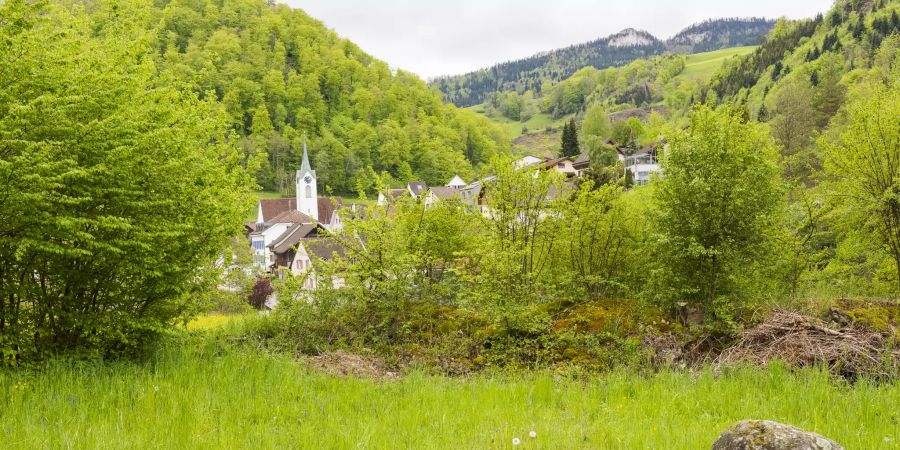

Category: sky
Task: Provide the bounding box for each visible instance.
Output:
[285,0,834,80]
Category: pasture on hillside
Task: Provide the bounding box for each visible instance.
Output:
[677,46,758,82]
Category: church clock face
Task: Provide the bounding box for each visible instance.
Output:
[303,175,312,184]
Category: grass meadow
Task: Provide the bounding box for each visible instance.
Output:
[1,329,898,449]
[677,46,758,82]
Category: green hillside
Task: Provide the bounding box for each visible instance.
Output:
[469,46,759,149]
[678,46,758,81]
[100,0,510,194]
[466,104,572,140]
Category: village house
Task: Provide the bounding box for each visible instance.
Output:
[536,156,579,177]
[622,145,661,186]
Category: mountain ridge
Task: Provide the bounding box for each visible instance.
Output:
[431,17,775,107]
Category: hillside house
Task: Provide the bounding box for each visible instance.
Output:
[514,155,544,168]
[538,156,579,177]
[623,145,660,186]
[423,186,461,208]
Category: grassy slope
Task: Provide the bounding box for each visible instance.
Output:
[677,46,757,82]
[2,339,897,449]
[466,104,573,141]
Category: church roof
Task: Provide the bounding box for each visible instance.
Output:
[259,198,297,222]
[300,139,313,175]
[267,209,313,225]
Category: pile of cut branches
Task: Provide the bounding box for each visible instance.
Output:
[715,309,899,380]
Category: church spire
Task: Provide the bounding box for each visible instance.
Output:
[301,137,312,173]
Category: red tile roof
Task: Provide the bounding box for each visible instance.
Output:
[259,198,297,222]
[318,197,342,223]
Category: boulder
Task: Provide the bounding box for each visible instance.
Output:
[712,420,844,450]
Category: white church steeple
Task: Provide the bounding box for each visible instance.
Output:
[296,138,318,221]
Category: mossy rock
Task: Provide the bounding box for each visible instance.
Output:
[711,420,844,450]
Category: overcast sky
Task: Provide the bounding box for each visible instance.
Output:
[284,0,834,79]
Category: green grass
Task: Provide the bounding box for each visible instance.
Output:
[2,340,897,449]
[185,313,253,331]
[467,104,572,140]
[678,46,758,82]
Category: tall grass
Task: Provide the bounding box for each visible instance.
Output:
[1,339,897,449]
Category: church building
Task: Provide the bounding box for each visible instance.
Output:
[247,141,345,273]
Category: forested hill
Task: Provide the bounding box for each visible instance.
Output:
[667,18,776,53]
[431,18,774,107]
[705,0,900,138]
[98,0,509,194]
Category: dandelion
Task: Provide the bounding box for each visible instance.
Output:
[512,437,520,446]
[529,430,537,438]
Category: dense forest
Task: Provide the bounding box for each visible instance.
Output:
[667,18,775,53]
[140,0,509,194]
[432,18,774,108]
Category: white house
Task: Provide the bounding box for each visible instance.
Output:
[446,175,467,189]
[623,146,660,187]
[423,186,460,209]
[537,156,579,177]
[514,155,544,168]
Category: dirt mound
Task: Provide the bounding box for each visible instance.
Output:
[306,350,397,379]
[715,309,899,380]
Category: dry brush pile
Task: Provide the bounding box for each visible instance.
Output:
[714,309,899,380]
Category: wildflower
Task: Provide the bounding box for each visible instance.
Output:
[512,437,520,446]
[529,430,537,438]
[153,385,159,392]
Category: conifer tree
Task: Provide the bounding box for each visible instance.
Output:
[560,118,580,157]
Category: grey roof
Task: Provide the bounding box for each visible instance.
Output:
[382,188,409,200]
[305,239,346,261]
[574,153,590,167]
[428,186,460,200]
[300,139,313,174]
[269,223,319,254]
[408,181,427,197]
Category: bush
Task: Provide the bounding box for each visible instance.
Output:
[248,278,274,310]
[0,2,250,363]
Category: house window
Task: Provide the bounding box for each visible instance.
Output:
[305,185,312,198]
[252,240,265,251]
[557,163,565,168]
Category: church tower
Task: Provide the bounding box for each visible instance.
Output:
[296,139,318,221]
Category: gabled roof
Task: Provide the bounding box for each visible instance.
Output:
[269,223,321,254]
[573,153,590,168]
[259,198,297,222]
[407,181,427,197]
[539,157,575,170]
[305,239,346,261]
[381,188,409,201]
[428,186,460,200]
[447,175,467,187]
[267,209,313,225]
[318,197,342,223]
